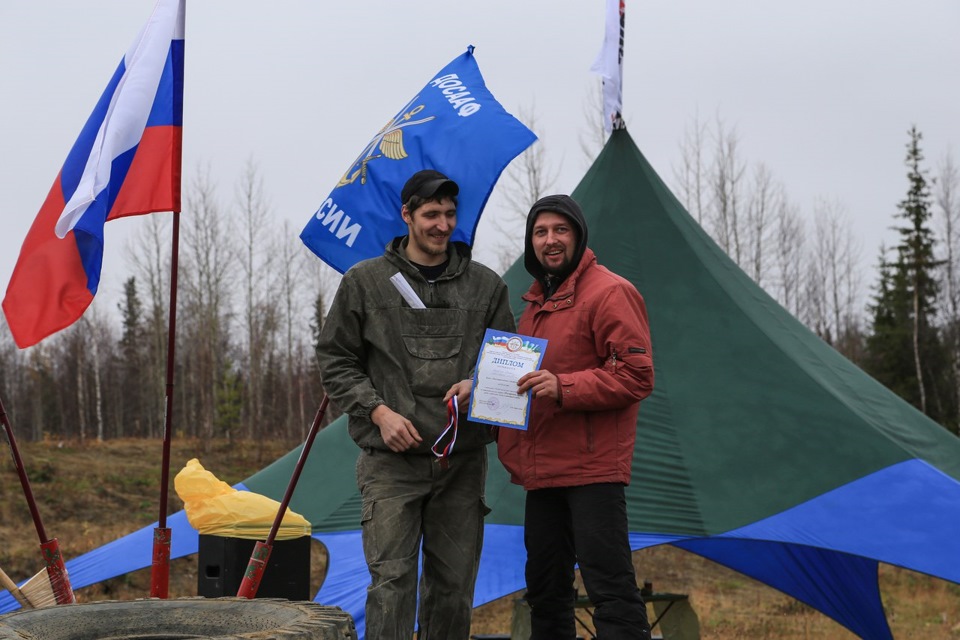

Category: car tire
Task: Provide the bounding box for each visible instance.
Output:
[0,596,357,640]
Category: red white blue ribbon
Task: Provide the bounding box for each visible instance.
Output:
[431,396,459,463]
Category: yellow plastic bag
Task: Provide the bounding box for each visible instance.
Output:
[174,458,311,540]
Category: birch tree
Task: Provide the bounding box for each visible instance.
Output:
[181,167,235,446]
[234,160,277,441]
[673,111,708,224]
[773,200,806,320]
[127,214,172,438]
[808,199,863,358]
[935,151,960,431]
[494,105,558,272]
[743,163,782,287]
[710,118,747,261]
[579,79,607,168]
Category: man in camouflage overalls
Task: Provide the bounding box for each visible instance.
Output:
[317,170,515,639]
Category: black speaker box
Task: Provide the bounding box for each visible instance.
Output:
[197,534,311,600]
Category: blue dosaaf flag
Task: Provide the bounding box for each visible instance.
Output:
[300,46,537,274]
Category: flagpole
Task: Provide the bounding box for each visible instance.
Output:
[150,210,180,599]
[237,395,330,599]
[0,395,76,605]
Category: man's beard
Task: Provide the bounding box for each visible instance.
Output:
[541,258,572,276]
[412,231,449,257]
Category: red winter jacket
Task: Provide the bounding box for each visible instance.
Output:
[496,248,654,490]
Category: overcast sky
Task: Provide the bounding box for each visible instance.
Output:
[1,1,958,332]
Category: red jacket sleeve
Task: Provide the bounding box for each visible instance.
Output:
[555,281,654,411]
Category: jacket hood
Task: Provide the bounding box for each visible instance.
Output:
[524,194,589,292]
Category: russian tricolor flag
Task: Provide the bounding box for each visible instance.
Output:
[3,0,184,349]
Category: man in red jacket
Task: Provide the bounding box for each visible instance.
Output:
[497,194,654,640]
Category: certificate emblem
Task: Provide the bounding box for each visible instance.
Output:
[507,336,523,352]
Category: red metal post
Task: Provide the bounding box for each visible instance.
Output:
[236,541,272,598]
[150,527,171,599]
[40,539,75,605]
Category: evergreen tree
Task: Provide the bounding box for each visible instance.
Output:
[866,127,950,422]
[215,363,243,442]
[118,277,146,436]
[119,277,144,358]
[867,249,915,400]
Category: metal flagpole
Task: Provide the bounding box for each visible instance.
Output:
[150,210,181,598]
[0,395,76,605]
[236,395,330,599]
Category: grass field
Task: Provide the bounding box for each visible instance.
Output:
[1,438,958,638]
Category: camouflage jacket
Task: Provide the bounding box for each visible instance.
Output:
[317,237,516,454]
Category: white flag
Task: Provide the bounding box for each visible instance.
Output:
[590,0,625,133]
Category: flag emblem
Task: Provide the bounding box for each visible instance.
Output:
[301,46,537,275]
[337,99,436,188]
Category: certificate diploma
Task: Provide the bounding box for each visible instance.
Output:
[468,329,547,430]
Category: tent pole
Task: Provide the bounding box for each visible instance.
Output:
[150,210,180,599]
[237,395,329,599]
[0,394,75,605]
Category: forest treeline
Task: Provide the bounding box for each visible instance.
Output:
[1,123,958,445]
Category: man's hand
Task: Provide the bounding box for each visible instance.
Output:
[517,369,559,401]
[443,379,473,413]
[371,405,422,452]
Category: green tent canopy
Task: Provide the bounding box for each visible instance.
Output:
[268,128,960,639]
[16,129,960,640]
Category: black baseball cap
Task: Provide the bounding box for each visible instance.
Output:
[401,169,459,205]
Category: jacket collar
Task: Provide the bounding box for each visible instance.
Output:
[522,247,597,305]
[385,236,470,281]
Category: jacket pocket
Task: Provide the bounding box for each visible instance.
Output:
[620,346,653,370]
[401,335,462,359]
[399,307,464,359]
[399,307,465,396]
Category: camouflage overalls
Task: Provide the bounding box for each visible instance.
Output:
[318,237,515,639]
